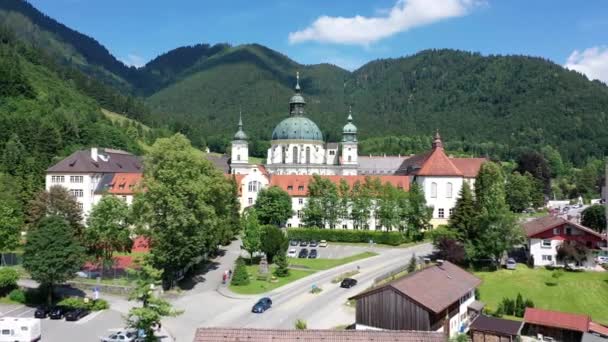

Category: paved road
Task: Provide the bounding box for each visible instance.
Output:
[164,241,433,341]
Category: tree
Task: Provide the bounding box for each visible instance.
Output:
[126,263,181,341]
[405,183,432,239]
[260,225,288,263]
[378,183,405,231]
[26,185,83,236]
[133,134,231,287]
[23,216,85,305]
[506,171,542,212]
[436,238,467,265]
[86,195,132,274]
[407,253,417,273]
[448,182,476,240]
[303,176,340,228]
[516,151,551,196]
[0,268,18,295]
[556,241,589,266]
[294,319,307,330]
[241,209,262,262]
[469,213,522,265]
[230,258,250,286]
[274,253,289,277]
[0,200,21,256]
[350,181,372,229]
[254,186,292,226]
[475,162,508,215]
[581,204,606,232]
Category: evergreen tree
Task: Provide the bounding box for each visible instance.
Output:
[241,209,262,261]
[405,183,432,240]
[230,258,250,286]
[274,253,289,277]
[475,162,508,215]
[448,182,476,240]
[407,253,417,273]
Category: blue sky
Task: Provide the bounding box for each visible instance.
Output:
[29,0,608,81]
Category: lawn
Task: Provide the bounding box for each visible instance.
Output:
[288,252,378,270]
[229,264,315,295]
[475,264,608,324]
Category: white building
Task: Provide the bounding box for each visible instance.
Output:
[45,148,142,219]
[523,215,607,268]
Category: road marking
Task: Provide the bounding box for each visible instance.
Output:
[0,305,25,317]
[75,309,104,324]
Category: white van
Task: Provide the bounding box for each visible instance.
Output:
[0,317,41,342]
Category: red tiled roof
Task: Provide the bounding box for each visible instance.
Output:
[524,308,590,332]
[451,158,486,178]
[522,216,604,239]
[193,328,445,342]
[108,173,142,195]
[416,146,463,177]
[589,322,608,336]
[269,175,410,196]
[350,261,481,314]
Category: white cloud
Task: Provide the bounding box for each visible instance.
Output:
[565,46,608,84]
[289,0,480,46]
[120,53,146,68]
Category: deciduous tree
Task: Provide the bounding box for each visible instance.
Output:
[241,209,262,261]
[254,186,292,226]
[581,204,606,232]
[26,185,83,236]
[260,225,288,263]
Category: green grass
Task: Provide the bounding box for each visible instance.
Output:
[475,264,608,324]
[249,156,264,165]
[229,264,315,295]
[288,252,378,270]
[328,240,428,249]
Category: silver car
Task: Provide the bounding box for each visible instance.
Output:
[506,258,517,270]
[101,330,138,342]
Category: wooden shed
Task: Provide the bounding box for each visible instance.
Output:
[469,315,522,342]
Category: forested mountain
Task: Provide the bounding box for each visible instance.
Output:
[3,0,608,166]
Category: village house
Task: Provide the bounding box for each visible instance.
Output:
[348,260,482,338]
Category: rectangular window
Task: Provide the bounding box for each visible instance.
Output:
[541,240,552,248]
[449,208,454,217]
[70,175,83,183]
[298,186,304,191]
[553,228,560,235]
[122,195,127,201]
[565,227,572,235]
[77,202,83,210]
[298,198,303,204]
[342,224,347,229]
[297,210,302,218]
[248,197,253,205]
[329,150,335,155]
[51,175,65,183]
[438,208,445,218]
[542,255,553,261]
[287,223,292,228]
[446,182,453,198]
[69,189,84,198]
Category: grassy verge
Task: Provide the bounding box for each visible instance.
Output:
[229,264,315,295]
[327,240,428,249]
[288,252,378,271]
[475,264,608,324]
[71,276,134,287]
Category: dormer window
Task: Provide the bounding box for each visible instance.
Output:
[287,186,293,191]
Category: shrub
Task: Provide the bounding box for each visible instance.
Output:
[0,268,19,295]
[58,297,109,311]
[274,253,290,277]
[287,228,408,246]
[295,319,307,330]
[90,299,109,311]
[8,288,26,303]
[231,258,250,286]
[498,293,534,317]
[407,254,417,273]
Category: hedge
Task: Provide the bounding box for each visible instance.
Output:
[286,228,409,246]
[58,297,109,311]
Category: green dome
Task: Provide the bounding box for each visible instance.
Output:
[234,129,248,140]
[272,116,323,141]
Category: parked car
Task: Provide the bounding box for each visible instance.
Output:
[299,240,309,247]
[34,306,50,319]
[100,330,139,342]
[596,255,608,265]
[340,278,358,288]
[65,308,89,321]
[49,306,67,320]
[319,240,328,247]
[289,240,299,247]
[287,248,297,258]
[506,258,517,270]
[308,249,318,259]
[298,248,309,258]
[76,270,101,279]
[251,297,272,313]
[309,240,318,247]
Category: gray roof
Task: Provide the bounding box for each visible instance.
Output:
[46,148,142,173]
[193,328,445,342]
[358,156,409,175]
[326,142,339,149]
[583,333,608,342]
[470,315,522,336]
[94,173,115,194]
[205,154,230,173]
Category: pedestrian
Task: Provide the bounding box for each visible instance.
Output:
[228,269,232,278]
[222,273,227,284]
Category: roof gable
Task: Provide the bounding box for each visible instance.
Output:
[416,146,463,177]
[47,148,142,173]
[522,216,604,239]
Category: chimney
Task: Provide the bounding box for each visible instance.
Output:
[436,259,444,266]
[91,148,98,161]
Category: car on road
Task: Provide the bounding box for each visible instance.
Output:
[506,258,517,270]
[289,240,299,247]
[100,330,139,342]
[308,249,318,259]
[49,306,67,320]
[287,248,297,258]
[596,255,608,264]
[299,240,309,247]
[340,278,358,288]
[319,240,328,247]
[34,306,50,319]
[251,297,272,313]
[65,307,89,321]
[298,248,309,258]
[309,240,318,247]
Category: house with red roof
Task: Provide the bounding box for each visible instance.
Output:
[522,216,607,268]
[522,308,608,342]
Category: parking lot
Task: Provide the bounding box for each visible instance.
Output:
[0,303,124,342]
[286,241,383,259]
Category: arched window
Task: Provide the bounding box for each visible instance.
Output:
[281,146,286,164]
[237,154,241,161]
[431,182,437,198]
[446,182,453,198]
[306,146,311,164]
[348,155,352,162]
[293,146,298,164]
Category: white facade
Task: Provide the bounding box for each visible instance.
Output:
[46,173,100,219]
[528,238,598,268]
[234,168,270,212]
[417,176,464,226]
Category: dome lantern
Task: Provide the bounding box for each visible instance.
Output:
[342,106,357,142]
[233,111,248,141]
[289,71,306,116]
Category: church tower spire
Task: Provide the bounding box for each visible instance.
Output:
[432,129,443,149]
[289,71,306,116]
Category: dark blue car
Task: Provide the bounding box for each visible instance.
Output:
[251,297,272,313]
